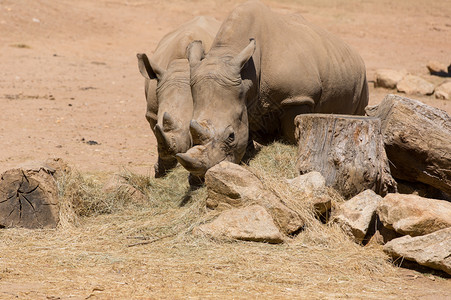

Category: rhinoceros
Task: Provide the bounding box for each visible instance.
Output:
[176,1,369,177]
[137,16,220,177]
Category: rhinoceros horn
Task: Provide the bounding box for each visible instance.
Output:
[175,152,206,177]
[154,124,171,152]
[190,120,212,145]
[162,112,178,131]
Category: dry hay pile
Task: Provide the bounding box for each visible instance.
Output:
[1,143,449,299]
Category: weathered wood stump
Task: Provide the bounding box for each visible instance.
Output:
[366,94,451,195]
[294,114,397,199]
[0,162,60,228]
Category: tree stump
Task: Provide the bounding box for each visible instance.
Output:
[294,114,397,199]
[366,94,451,195]
[0,163,60,229]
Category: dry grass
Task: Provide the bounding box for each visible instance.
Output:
[1,142,450,299]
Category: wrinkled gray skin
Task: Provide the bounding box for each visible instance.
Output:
[137,16,220,177]
[177,1,369,177]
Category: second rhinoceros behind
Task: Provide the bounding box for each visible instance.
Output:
[176,1,369,178]
[137,16,220,177]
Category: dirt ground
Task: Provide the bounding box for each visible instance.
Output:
[1,0,451,298]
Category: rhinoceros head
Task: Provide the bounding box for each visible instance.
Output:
[137,54,192,160]
[176,39,256,177]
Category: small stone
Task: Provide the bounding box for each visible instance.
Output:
[435,81,451,100]
[397,75,435,95]
[427,61,448,75]
[375,69,407,89]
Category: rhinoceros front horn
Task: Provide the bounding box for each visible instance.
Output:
[175,152,206,176]
[154,124,171,152]
[190,120,212,145]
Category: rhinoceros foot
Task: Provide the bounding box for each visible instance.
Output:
[154,157,178,178]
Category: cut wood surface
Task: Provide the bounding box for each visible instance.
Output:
[0,167,60,229]
[295,114,397,199]
[366,94,451,195]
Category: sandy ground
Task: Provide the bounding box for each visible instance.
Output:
[0,0,450,298]
[0,0,450,176]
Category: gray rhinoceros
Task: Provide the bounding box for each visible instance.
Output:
[176,1,369,177]
[137,16,220,177]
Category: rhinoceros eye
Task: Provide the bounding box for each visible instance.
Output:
[226,132,235,144]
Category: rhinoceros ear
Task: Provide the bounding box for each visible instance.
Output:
[137,53,165,80]
[233,38,256,71]
[186,40,205,68]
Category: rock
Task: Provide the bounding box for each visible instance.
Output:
[287,171,332,216]
[103,174,148,204]
[0,163,60,228]
[397,75,435,95]
[427,61,449,76]
[368,218,402,245]
[193,205,284,244]
[377,193,451,237]
[366,94,451,195]
[384,227,451,275]
[332,190,382,242]
[205,161,304,235]
[435,81,451,100]
[375,69,407,89]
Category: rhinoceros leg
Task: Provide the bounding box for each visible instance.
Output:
[154,157,178,178]
[280,104,313,144]
[188,173,204,188]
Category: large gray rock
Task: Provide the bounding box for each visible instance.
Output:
[332,190,382,242]
[377,193,451,236]
[286,171,332,215]
[384,227,451,275]
[0,162,60,228]
[365,94,451,195]
[397,75,435,95]
[375,69,407,89]
[193,205,284,244]
[205,161,304,235]
[435,81,451,100]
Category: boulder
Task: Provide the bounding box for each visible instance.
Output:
[193,205,284,244]
[0,162,60,228]
[375,69,407,89]
[435,81,451,100]
[205,161,304,234]
[365,94,451,195]
[377,193,451,237]
[286,171,332,216]
[332,190,382,242]
[396,75,435,95]
[384,227,451,275]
